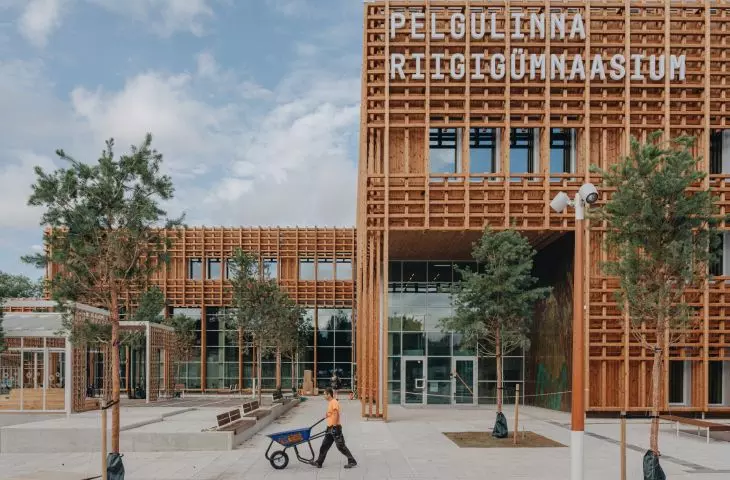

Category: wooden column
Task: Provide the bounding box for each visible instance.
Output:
[382,0,391,422]
[424,0,431,229]
[201,305,206,392]
[622,0,632,413]
[542,0,552,230]
[703,0,712,412]
[503,2,512,227]
[584,0,592,411]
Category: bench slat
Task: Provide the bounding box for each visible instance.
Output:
[216,413,231,427]
[660,415,730,430]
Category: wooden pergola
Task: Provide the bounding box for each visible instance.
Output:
[1,299,175,412]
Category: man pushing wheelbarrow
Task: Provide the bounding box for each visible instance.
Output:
[264,387,357,470]
[312,387,357,468]
[310,387,357,469]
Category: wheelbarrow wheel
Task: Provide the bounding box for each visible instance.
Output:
[270,450,289,470]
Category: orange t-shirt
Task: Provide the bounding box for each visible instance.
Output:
[326,398,341,427]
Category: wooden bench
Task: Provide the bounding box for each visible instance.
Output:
[241,400,270,420]
[215,408,254,434]
[660,415,730,443]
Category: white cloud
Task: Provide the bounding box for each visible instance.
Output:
[0,151,56,228]
[0,52,359,271]
[70,70,239,176]
[89,0,215,37]
[265,0,304,16]
[18,0,66,48]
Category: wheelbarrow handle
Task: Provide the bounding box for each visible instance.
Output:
[312,417,327,429]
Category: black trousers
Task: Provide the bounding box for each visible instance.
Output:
[316,425,356,465]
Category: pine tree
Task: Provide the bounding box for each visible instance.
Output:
[443,228,550,436]
[225,249,303,402]
[593,133,722,470]
[23,134,182,454]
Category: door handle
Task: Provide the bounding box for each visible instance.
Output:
[415,378,425,389]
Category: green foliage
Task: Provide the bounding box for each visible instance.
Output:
[0,271,44,298]
[57,302,112,347]
[0,271,45,353]
[225,248,303,355]
[22,134,183,315]
[592,134,722,333]
[0,298,5,354]
[442,228,551,356]
[165,314,197,363]
[129,286,165,324]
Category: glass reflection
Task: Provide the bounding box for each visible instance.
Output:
[386,261,526,406]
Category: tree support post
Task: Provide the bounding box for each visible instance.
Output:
[514,384,520,445]
[101,399,107,480]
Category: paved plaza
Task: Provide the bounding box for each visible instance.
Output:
[1,399,730,479]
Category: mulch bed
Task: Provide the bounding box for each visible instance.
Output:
[443,431,566,448]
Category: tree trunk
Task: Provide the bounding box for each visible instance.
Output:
[496,327,502,413]
[257,346,263,405]
[650,317,666,454]
[275,347,281,390]
[110,288,121,454]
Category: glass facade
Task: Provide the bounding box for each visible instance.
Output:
[388,260,525,406]
[316,309,353,389]
[172,307,202,389]
[170,305,354,392]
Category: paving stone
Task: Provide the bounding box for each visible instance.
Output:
[2,400,730,479]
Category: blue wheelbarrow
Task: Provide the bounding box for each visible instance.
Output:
[265,418,327,469]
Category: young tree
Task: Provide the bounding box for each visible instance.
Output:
[166,313,197,388]
[0,271,44,298]
[23,134,182,455]
[226,249,303,402]
[442,228,550,437]
[0,294,5,354]
[593,134,721,473]
[275,298,307,392]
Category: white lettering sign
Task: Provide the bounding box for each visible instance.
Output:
[388,11,687,82]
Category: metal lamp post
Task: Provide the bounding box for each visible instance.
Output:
[551,183,599,480]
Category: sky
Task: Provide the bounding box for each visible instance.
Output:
[0,0,363,278]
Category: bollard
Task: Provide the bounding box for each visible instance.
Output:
[514,384,520,445]
[101,400,108,480]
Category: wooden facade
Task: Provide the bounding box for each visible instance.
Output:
[94,227,358,392]
[357,0,730,419]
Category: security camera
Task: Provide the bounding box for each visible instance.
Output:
[550,192,572,214]
[578,183,599,205]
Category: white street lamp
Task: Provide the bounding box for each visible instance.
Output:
[551,183,599,480]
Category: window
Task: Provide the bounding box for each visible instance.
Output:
[206,258,221,280]
[669,360,691,405]
[317,259,334,280]
[710,233,724,277]
[711,131,723,175]
[225,259,239,280]
[188,258,202,280]
[708,361,726,405]
[299,258,315,281]
[262,258,277,280]
[336,259,352,280]
[430,128,462,175]
[550,128,576,179]
[469,128,498,174]
[510,128,538,177]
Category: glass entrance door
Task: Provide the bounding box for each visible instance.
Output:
[401,357,426,405]
[453,358,477,405]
